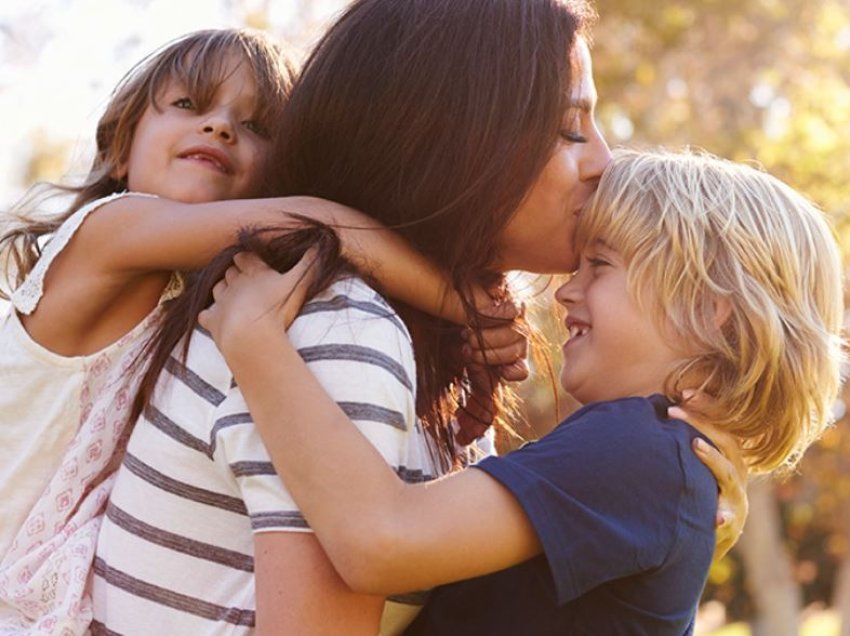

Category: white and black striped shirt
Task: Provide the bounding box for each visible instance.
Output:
[92,278,440,634]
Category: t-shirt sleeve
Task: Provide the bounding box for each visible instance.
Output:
[210,279,419,534]
[474,400,688,605]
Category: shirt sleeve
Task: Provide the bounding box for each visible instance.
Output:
[210,278,419,534]
[474,398,690,605]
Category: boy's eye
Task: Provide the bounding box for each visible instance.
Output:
[172,97,195,110]
[587,256,610,268]
[560,130,588,144]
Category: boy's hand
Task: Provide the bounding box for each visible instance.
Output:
[668,400,749,561]
[199,251,317,356]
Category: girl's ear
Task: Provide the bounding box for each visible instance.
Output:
[712,296,733,329]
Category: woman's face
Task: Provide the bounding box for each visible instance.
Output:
[494,40,611,274]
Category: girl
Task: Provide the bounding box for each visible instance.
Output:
[201,148,844,635]
[0,27,507,634]
[94,1,747,633]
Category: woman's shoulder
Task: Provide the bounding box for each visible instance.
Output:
[294,275,413,346]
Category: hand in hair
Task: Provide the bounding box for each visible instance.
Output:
[199,250,317,358]
[455,364,501,446]
[463,290,530,382]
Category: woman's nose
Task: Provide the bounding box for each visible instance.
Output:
[581,127,612,184]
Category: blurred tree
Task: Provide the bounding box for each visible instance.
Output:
[519,0,850,632]
[737,479,802,636]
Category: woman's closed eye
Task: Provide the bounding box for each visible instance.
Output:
[560,130,588,144]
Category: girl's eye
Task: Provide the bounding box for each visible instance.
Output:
[172,97,195,110]
[560,130,588,144]
[243,120,268,137]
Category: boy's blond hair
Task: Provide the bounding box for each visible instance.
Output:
[577,148,845,474]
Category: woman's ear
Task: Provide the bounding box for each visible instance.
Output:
[712,296,733,330]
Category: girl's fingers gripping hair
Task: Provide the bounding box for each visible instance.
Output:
[462,320,529,369]
[477,298,524,327]
[463,322,528,350]
[456,364,500,445]
[499,358,530,382]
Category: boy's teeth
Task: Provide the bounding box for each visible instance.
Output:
[569,325,589,338]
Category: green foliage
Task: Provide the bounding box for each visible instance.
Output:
[592,0,850,222]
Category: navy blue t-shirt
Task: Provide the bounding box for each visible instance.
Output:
[406,395,717,636]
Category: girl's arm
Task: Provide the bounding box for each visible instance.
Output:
[76,194,470,323]
[25,194,519,357]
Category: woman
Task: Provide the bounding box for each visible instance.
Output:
[93,1,747,633]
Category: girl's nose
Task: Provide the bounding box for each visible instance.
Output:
[201,112,235,142]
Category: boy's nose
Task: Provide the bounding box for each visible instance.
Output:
[555,277,581,307]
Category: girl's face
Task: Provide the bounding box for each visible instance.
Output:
[121,53,271,203]
[494,40,611,274]
[554,242,688,404]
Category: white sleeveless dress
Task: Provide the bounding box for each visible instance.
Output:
[0,192,181,635]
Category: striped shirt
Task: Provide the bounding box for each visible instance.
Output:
[92,277,441,634]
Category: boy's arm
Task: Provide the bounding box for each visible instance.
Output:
[200,253,542,595]
[254,532,384,635]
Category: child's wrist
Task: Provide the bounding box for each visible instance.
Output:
[218,316,285,361]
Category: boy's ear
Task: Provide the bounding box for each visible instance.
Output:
[712,296,733,329]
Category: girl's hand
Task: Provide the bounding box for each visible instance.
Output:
[668,403,749,561]
[199,251,316,357]
[463,288,530,382]
[455,364,500,445]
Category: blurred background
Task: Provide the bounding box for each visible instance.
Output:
[1,1,849,634]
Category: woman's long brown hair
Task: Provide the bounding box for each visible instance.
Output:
[131,219,352,426]
[272,0,594,464]
[137,0,595,467]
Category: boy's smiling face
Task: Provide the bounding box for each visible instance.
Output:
[555,242,689,405]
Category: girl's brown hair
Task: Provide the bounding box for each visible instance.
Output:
[0,28,295,298]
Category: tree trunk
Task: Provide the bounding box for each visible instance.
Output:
[834,480,850,636]
[736,478,801,636]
